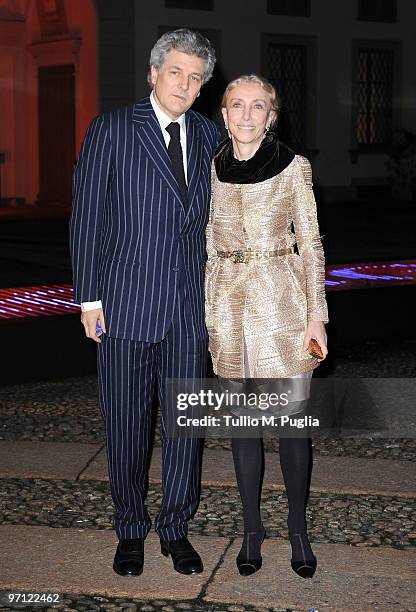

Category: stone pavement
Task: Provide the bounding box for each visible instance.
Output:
[1,526,416,611]
[0,377,415,611]
[1,442,416,498]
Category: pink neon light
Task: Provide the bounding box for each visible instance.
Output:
[0,260,415,321]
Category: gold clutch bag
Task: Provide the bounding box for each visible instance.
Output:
[308,338,323,359]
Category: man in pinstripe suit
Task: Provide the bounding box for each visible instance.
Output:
[70,29,221,576]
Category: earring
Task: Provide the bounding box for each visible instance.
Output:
[225,124,231,139]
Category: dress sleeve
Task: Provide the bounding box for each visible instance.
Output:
[291,156,329,323]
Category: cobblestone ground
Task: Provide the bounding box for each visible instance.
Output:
[0,340,415,611]
[1,339,416,460]
[0,478,415,548]
[0,594,285,612]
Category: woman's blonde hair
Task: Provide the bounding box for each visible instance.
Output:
[221,74,280,126]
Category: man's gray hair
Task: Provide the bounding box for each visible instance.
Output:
[148,28,216,87]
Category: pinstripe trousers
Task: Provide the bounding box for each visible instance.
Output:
[97,278,207,541]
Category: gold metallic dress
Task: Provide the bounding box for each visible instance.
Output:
[205,154,329,384]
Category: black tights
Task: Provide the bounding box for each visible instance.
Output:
[231,434,312,535]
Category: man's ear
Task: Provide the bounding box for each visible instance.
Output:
[150,65,158,86]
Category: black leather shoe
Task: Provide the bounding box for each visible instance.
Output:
[160,536,203,574]
[236,527,266,576]
[289,532,317,579]
[113,538,144,576]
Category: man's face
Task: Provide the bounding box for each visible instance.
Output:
[151,49,205,119]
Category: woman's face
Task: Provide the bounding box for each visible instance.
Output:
[222,82,274,148]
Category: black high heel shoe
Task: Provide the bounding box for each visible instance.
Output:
[236,527,266,576]
[289,532,317,578]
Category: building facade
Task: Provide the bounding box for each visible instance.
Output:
[1,0,415,205]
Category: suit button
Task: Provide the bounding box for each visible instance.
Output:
[172,267,180,272]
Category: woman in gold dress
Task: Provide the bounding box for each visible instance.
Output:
[205,75,328,578]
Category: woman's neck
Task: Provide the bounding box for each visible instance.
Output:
[231,137,262,161]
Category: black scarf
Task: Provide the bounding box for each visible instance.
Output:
[214,130,295,184]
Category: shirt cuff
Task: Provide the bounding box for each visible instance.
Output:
[81,300,103,312]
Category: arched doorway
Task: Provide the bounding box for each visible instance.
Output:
[0,0,98,207]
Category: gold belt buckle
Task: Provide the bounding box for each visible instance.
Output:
[231,249,247,263]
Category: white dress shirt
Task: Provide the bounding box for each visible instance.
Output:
[149,90,188,183]
[81,90,188,313]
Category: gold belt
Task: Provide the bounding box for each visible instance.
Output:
[216,247,293,263]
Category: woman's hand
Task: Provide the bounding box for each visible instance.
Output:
[303,321,328,361]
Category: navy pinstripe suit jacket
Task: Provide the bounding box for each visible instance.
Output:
[70,97,221,342]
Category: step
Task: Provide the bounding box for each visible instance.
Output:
[0,526,223,601]
[0,441,102,480]
[0,525,415,610]
[206,537,416,611]
[1,441,415,498]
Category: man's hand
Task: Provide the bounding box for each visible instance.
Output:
[81,308,106,343]
[303,320,328,361]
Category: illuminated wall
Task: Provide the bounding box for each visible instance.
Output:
[0,0,98,206]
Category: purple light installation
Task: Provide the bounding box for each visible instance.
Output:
[0,260,415,320]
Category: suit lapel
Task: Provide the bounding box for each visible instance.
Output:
[132,98,204,216]
[132,98,183,207]
[185,111,203,214]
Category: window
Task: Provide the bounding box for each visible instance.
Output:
[165,0,213,9]
[355,47,394,146]
[267,0,311,17]
[358,0,397,23]
[263,35,316,150]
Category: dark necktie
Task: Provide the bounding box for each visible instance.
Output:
[166,122,188,208]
